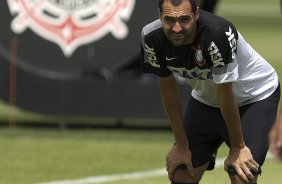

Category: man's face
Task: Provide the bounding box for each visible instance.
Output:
[160,0,198,46]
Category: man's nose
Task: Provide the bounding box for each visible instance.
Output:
[172,21,182,33]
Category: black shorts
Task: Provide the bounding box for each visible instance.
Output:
[183,84,280,169]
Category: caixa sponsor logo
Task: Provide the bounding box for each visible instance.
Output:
[7,0,136,57]
[167,66,212,80]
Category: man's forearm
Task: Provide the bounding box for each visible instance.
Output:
[220,96,245,149]
[215,83,245,149]
[158,75,188,147]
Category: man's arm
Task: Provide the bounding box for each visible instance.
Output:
[158,74,194,179]
[214,82,260,183]
[214,82,244,149]
[158,74,187,148]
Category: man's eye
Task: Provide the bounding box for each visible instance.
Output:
[164,18,175,24]
[179,17,191,24]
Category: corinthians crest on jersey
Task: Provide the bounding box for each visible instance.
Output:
[7,0,136,57]
[193,45,206,67]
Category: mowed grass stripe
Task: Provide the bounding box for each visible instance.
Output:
[217,3,280,18]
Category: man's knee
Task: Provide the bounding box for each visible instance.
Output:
[227,166,259,184]
[171,165,200,184]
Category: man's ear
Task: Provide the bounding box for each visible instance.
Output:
[158,8,162,20]
[195,6,200,21]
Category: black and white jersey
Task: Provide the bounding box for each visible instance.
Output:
[141,10,278,107]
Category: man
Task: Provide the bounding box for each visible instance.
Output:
[141,0,280,183]
[269,104,282,161]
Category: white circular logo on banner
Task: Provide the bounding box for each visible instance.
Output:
[7,0,136,57]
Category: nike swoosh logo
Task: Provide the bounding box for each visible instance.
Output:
[165,57,177,61]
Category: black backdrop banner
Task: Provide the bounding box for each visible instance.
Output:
[0,0,191,119]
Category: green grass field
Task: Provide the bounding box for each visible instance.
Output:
[0,128,281,184]
[0,0,282,183]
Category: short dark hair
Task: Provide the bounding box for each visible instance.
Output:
[158,0,197,14]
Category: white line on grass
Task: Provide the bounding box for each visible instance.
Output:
[38,168,166,184]
[38,154,273,184]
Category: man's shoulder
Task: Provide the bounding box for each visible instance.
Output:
[199,10,236,33]
[198,10,238,46]
[142,19,163,37]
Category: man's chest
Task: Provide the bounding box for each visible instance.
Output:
[162,44,213,80]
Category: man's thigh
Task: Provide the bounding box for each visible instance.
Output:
[184,97,225,169]
[239,87,280,165]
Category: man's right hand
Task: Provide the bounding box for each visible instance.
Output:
[166,144,194,181]
[224,145,259,183]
